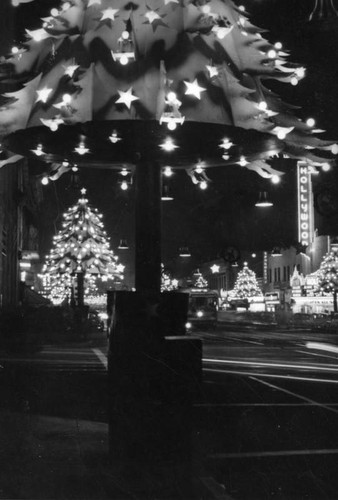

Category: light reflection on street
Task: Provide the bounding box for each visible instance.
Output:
[306,341,338,354]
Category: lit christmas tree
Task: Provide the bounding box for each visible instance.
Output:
[230,261,262,300]
[316,245,338,312]
[161,264,178,292]
[193,269,208,289]
[40,188,124,305]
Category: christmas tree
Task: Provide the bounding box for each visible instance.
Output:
[193,269,208,288]
[316,245,338,312]
[230,261,262,300]
[161,264,178,292]
[0,0,336,179]
[40,187,124,305]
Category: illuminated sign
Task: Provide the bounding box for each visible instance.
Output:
[297,161,314,248]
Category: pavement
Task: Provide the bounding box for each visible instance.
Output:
[0,330,221,500]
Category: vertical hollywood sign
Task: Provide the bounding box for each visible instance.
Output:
[263,251,268,283]
[297,161,314,247]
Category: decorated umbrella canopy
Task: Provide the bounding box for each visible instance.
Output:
[0,0,336,292]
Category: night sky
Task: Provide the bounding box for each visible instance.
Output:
[4,0,338,279]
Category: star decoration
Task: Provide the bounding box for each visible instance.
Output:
[36,87,53,103]
[108,131,122,143]
[144,7,168,31]
[206,64,219,79]
[25,28,50,42]
[160,138,178,151]
[74,143,89,155]
[115,88,139,109]
[40,116,64,131]
[145,10,161,23]
[63,64,80,77]
[87,0,101,6]
[80,188,87,195]
[31,144,45,156]
[184,79,206,100]
[210,264,220,273]
[219,138,233,150]
[116,264,125,273]
[100,7,119,22]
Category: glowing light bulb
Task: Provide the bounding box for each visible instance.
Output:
[239,156,248,167]
[167,120,177,131]
[271,175,280,184]
[121,30,130,40]
[306,118,315,127]
[62,93,72,104]
[331,144,338,155]
[11,46,19,54]
[267,49,277,59]
[199,181,208,190]
[51,8,59,16]
[290,77,298,86]
[195,163,204,174]
[41,176,49,185]
[277,130,286,140]
[167,91,177,102]
[164,166,173,177]
[274,42,282,50]
[258,101,268,111]
[121,181,128,190]
[119,54,129,65]
[322,163,331,172]
[295,67,305,79]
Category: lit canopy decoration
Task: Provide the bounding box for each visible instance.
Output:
[0,0,336,180]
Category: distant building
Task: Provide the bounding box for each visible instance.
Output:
[0,160,43,311]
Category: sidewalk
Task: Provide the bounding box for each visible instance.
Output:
[0,411,121,500]
[0,408,222,500]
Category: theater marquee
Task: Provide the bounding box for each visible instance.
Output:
[297,161,314,248]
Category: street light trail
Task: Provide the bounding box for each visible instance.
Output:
[306,342,338,354]
[92,348,108,369]
[204,367,338,384]
[250,376,338,414]
[203,357,338,373]
[208,448,338,460]
[296,349,338,361]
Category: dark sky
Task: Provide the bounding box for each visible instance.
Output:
[5,0,338,276]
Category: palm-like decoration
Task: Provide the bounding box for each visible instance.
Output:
[0,0,335,179]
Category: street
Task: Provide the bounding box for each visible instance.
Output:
[1,325,338,498]
[196,325,338,499]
